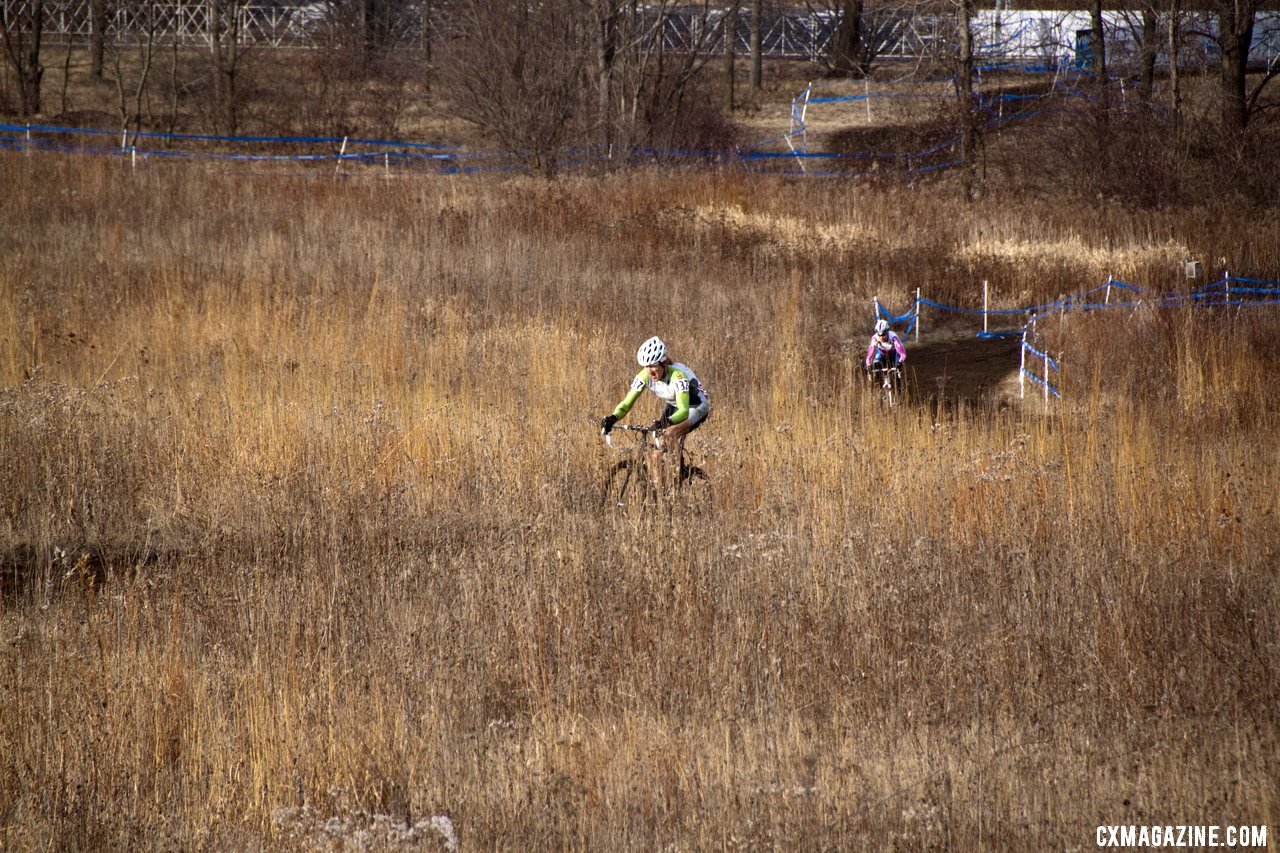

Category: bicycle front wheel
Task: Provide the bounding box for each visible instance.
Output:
[603,459,657,507]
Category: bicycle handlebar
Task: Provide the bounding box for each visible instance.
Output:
[595,416,662,450]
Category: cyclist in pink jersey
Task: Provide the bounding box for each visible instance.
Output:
[865,319,907,381]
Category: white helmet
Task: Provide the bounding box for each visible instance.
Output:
[874,319,890,336]
[636,336,667,366]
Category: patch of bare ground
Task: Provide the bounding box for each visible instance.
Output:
[901,330,1025,410]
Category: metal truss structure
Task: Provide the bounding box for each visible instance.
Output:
[10,1,1280,67]
[17,0,429,49]
[1,0,992,58]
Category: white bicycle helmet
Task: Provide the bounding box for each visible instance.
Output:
[636,336,667,366]
[874,319,890,336]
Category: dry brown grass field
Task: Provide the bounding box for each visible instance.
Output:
[1,149,1278,850]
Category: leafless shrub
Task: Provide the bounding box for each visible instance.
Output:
[988,63,1280,207]
[634,71,742,158]
[0,0,44,115]
[435,0,587,173]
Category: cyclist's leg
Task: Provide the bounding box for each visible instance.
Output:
[656,402,707,485]
[648,404,677,490]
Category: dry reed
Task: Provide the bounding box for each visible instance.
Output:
[1,152,1277,850]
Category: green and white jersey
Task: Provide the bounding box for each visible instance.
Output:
[612,362,707,425]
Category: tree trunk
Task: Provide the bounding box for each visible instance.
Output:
[749,0,762,90]
[725,2,738,109]
[1138,7,1157,98]
[598,4,618,148]
[90,0,106,78]
[1168,0,1181,119]
[1089,0,1109,170]
[363,0,383,68]
[1217,0,1255,129]
[957,0,977,199]
[208,0,240,133]
[1090,0,1106,81]
[830,0,866,77]
[6,0,46,115]
[60,33,72,114]
[421,0,432,65]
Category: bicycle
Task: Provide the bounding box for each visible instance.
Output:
[867,362,905,408]
[601,423,709,507]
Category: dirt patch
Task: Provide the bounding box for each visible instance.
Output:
[898,330,1024,411]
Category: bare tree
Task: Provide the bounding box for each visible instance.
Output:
[806,0,893,78]
[1168,0,1182,119]
[438,0,587,173]
[749,0,762,90]
[1134,4,1160,98]
[110,0,159,138]
[58,20,71,113]
[1203,0,1279,130]
[955,0,977,197]
[1,0,45,115]
[320,0,419,69]
[421,0,434,65]
[593,0,621,148]
[1089,0,1106,81]
[605,1,731,155]
[208,0,251,133]
[440,0,732,170]
[90,0,107,79]
[725,0,740,108]
[584,1,732,157]
[1213,0,1255,128]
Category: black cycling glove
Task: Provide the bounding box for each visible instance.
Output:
[601,414,618,435]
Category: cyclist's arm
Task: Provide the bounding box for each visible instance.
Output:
[893,336,907,362]
[865,339,876,366]
[666,369,692,424]
[611,372,646,418]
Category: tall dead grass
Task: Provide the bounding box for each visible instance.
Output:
[1,152,1277,850]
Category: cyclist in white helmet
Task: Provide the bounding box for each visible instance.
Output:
[601,335,710,459]
[865,319,907,381]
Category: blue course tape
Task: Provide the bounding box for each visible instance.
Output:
[1023,342,1059,371]
[1076,301,1143,310]
[0,122,459,151]
[875,302,919,324]
[3,135,508,172]
[1223,286,1280,296]
[1193,278,1227,293]
[1106,280,1152,292]
[1022,369,1062,397]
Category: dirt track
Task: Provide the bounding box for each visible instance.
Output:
[897,330,1026,411]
